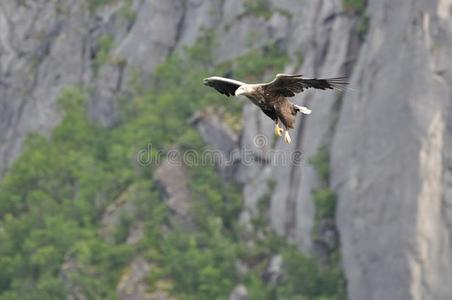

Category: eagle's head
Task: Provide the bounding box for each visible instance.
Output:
[235,85,253,96]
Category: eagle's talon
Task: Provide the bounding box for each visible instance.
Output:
[284,131,292,144]
[204,74,349,144]
[274,123,283,136]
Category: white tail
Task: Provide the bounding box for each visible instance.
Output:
[294,105,312,115]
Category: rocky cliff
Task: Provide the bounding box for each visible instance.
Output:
[332,1,452,299]
[1,0,451,299]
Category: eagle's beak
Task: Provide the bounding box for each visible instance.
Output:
[235,89,244,96]
[203,78,209,86]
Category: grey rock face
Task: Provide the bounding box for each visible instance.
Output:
[229,284,249,300]
[60,252,87,300]
[331,1,452,299]
[190,107,239,178]
[3,0,452,299]
[117,256,174,300]
[116,0,184,78]
[0,0,331,257]
[0,1,86,175]
[0,0,201,176]
[100,185,139,243]
[263,254,283,285]
[154,152,193,226]
[117,257,152,300]
[224,0,357,254]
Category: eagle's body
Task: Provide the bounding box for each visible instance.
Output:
[241,85,298,129]
[203,74,348,143]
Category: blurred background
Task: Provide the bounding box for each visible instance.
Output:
[0,0,451,299]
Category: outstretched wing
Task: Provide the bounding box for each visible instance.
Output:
[203,76,245,97]
[261,74,349,97]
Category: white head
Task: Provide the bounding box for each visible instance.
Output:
[235,85,253,96]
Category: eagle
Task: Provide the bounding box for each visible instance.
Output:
[203,74,348,144]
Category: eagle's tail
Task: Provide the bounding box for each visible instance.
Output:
[294,104,312,115]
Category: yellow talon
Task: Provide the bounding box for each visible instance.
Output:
[274,122,283,137]
[284,131,292,144]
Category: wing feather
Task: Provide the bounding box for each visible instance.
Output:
[261,74,349,97]
[203,76,245,97]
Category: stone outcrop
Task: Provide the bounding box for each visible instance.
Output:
[154,151,192,226]
[117,257,175,300]
[100,184,139,243]
[190,107,240,177]
[59,252,87,300]
[2,0,452,299]
[229,284,248,300]
[331,1,452,299]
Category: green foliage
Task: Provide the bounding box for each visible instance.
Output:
[189,164,243,232]
[275,246,346,299]
[309,147,337,221]
[308,147,330,182]
[92,35,115,74]
[235,233,346,300]
[307,147,345,298]
[155,218,238,300]
[114,213,134,244]
[88,0,114,13]
[120,0,137,23]
[0,30,345,300]
[313,188,336,220]
[343,0,367,14]
[357,15,370,39]
[0,88,134,299]
[343,0,369,40]
[231,45,289,82]
[244,0,273,19]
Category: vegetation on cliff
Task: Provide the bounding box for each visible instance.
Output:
[0,32,344,300]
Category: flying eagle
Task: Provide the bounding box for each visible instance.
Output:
[203,74,348,144]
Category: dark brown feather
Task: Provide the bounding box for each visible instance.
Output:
[261,74,349,97]
[275,100,297,129]
[203,76,245,97]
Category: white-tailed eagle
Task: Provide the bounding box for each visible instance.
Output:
[203,74,348,144]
